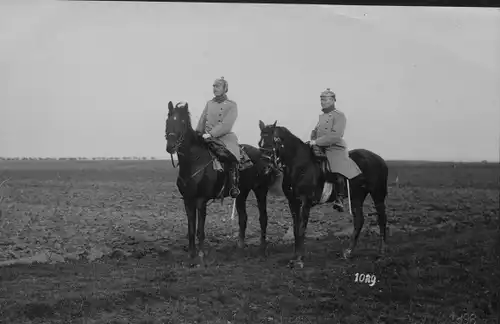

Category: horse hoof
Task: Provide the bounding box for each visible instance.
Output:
[343,248,352,259]
[288,259,304,269]
[237,240,245,249]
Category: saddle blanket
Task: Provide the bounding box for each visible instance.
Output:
[320,182,334,204]
[311,145,361,180]
[319,180,351,205]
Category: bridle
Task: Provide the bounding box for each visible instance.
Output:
[164,115,218,191]
[259,128,284,173]
[165,118,187,168]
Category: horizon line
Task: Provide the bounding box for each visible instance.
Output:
[0,156,496,164]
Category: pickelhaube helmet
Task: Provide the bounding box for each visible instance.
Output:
[214,76,228,93]
[320,88,336,101]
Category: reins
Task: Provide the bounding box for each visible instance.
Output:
[262,125,320,174]
[259,145,284,173]
[166,121,225,205]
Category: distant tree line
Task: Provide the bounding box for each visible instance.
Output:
[0,157,491,164]
[0,157,159,161]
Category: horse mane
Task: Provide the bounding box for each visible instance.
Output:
[174,103,204,145]
[276,126,306,146]
[274,125,315,162]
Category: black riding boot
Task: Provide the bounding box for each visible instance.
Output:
[333,174,345,212]
[228,162,240,198]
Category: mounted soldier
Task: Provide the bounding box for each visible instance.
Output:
[196,76,241,198]
[309,88,362,211]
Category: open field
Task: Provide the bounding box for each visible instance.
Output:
[0,160,498,324]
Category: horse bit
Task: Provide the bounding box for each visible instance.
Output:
[258,134,284,173]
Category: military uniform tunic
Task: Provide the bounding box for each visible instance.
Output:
[196,98,240,160]
[311,109,361,179]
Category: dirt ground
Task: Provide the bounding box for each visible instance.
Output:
[0,160,498,324]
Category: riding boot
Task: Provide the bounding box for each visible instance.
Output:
[228,162,240,198]
[333,174,345,212]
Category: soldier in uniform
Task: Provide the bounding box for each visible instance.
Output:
[196,77,241,198]
[309,88,362,211]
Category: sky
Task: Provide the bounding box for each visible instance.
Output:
[0,1,499,162]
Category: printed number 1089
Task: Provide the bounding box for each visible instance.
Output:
[354,272,376,287]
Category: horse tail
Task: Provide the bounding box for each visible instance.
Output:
[378,163,389,199]
[350,148,389,201]
[372,152,389,202]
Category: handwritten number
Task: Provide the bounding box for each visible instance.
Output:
[354,272,376,287]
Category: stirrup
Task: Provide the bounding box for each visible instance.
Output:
[333,198,344,212]
[333,202,344,212]
[230,186,240,198]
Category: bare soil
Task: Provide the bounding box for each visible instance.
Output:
[0,160,498,324]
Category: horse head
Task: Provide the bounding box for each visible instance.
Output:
[165,101,195,155]
[259,119,289,169]
[258,120,278,151]
[259,119,312,168]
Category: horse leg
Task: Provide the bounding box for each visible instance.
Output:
[184,199,197,259]
[236,189,250,249]
[344,202,364,259]
[373,198,388,256]
[287,199,301,259]
[344,189,368,259]
[254,187,269,253]
[196,198,207,256]
[295,196,311,267]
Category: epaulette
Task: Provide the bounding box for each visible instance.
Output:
[332,109,344,116]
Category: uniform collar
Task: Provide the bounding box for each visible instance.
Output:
[321,106,335,114]
[213,94,227,103]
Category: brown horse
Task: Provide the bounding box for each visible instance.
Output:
[164,101,280,259]
[259,120,389,266]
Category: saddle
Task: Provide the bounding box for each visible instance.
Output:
[204,137,253,171]
[311,145,327,159]
[310,145,334,181]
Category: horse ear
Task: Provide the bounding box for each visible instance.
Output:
[182,102,189,111]
[168,101,174,112]
[259,120,265,131]
[272,120,277,127]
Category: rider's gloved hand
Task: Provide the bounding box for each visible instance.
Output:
[202,133,211,140]
[309,140,317,146]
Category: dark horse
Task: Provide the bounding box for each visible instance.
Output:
[164,101,280,259]
[258,120,389,265]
